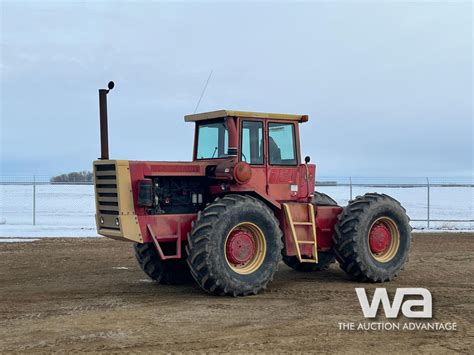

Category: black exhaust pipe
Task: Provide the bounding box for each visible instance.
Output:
[99,81,115,160]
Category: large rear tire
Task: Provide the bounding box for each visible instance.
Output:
[312,191,338,206]
[134,243,192,285]
[186,195,283,296]
[282,192,338,272]
[333,193,411,282]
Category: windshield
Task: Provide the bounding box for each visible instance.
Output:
[196,120,228,159]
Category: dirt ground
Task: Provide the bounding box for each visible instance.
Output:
[0,233,472,353]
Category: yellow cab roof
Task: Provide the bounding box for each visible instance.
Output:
[184,110,308,122]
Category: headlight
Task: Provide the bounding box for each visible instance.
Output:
[115,218,120,226]
[100,216,104,224]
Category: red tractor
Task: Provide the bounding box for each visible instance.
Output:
[94,82,411,296]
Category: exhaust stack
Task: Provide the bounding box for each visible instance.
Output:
[99,81,115,160]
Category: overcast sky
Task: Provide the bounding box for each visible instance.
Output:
[1,1,472,178]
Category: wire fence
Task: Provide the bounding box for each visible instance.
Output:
[0,176,95,229]
[0,176,473,231]
[316,177,473,230]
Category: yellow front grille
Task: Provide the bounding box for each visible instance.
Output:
[94,162,120,230]
[93,160,142,242]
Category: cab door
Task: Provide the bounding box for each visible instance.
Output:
[266,121,303,201]
[237,119,267,196]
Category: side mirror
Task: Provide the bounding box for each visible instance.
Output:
[107,81,115,90]
[305,156,311,164]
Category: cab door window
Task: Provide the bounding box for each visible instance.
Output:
[268,122,297,165]
[241,120,264,165]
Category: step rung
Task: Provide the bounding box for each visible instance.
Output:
[293,222,313,226]
[300,259,318,263]
[297,241,315,244]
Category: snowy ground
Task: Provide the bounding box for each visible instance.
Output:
[0,183,472,239]
[318,185,473,230]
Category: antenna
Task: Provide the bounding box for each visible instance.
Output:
[193,70,213,113]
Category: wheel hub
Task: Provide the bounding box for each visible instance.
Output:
[226,230,256,265]
[369,222,392,254]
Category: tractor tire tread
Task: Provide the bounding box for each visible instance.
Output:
[187,194,282,296]
[333,193,411,282]
[133,242,192,285]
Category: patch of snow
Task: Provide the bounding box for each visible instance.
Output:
[112,267,129,270]
[318,185,473,230]
[0,238,40,243]
[0,225,99,238]
[412,229,474,233]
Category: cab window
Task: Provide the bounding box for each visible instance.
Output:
[268,122,297,165]
[196,120,228,159]
[241,120,263,164]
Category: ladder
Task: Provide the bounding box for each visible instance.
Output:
[283,203,318,263]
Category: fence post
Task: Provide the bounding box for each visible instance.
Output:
[349,176,353,201]
[426,177,430,229]
[33,175,36,225]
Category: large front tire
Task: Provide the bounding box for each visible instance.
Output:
[186,195,283,296]
[333,193,411,282]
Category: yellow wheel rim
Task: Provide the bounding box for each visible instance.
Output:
[368,217,400,263]
[224,222,266,275]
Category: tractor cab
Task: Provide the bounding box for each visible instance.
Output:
[186,110,308,162]
[185,110,314,204]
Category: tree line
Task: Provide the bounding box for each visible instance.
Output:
[50,171,93,183]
